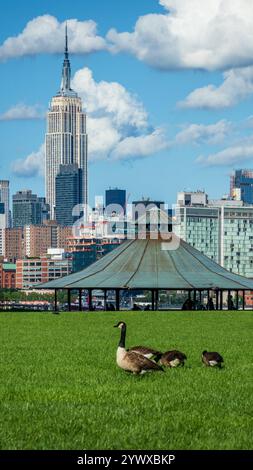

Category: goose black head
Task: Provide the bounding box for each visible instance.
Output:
[202,350,207,356]
[114,321,126,329]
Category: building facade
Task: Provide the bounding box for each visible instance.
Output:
[12,190,45,228]
[4,228,23,262]
[45,25,88,219]
[16,250,72,289]
[174,192,253,277]
[105,188,126,215]
[55,164,82,225]
[0,212,6,257]
[71,239,122,272]
[23,223,73,258]
[0,180,10,228]
[0,263,16,289]
[230,169,253,204]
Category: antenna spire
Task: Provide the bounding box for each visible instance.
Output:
[65,22,68,58]
[59,21,73,95]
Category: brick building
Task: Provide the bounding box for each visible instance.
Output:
[16,250,72,289]
[4,228,23,262]
[0,263,16,288]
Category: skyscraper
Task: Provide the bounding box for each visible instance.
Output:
[0,180,10,228]
[105,188,126,215]
[230,169,253,204]
[45,25,88,220]
[55,164,82,226]
[12,190,45,228]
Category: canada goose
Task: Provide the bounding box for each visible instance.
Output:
[114,321,164,374]
[160,350,187,368]
[128,346,163,362]
[202,350,224,368]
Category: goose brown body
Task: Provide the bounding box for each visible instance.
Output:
[114,322,164,374]
[202,351,224,368]
[128,346,163,361]
[160,350,187,367]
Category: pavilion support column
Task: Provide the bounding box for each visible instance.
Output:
[104,289,107,311]
[242,291,245,310]
[236,291,239,310]
[68,289,71,311]
[79,289,82,312]
[54,289,58,313]
[151,290,155,311]
[228,289,230,310]
[220,291,223,310]
[193,290,197,310]
[155,289,159,311]
[215,290,219,310]
[116,289,120,311]
[199,290,202,305]
[88,289,93,311]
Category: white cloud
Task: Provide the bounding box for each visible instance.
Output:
[176,120,232,145]
[179,67,253,109]
[0,103,45,120]
[12,144,45,177]
[87,116,121,159]
[111,129,169,160]
[72,67,165,161]
[196,142,253,167]
[12,68,168,175]
[108,0,253,71]
[0,15,106,61]
[72,67,148,130]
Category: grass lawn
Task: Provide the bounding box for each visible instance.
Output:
[0,310,252,450]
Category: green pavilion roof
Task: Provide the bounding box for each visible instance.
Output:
[37,237,253,290]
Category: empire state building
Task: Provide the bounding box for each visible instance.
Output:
[45,25,88,220]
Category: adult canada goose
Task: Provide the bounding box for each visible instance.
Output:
[160,350,187,368]
[202,350,224,368]
[114,321,164,374]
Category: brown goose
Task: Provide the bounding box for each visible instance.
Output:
[128,346,163,362]
[160,350,187,368]
[114,321,164,375]
[202,351,224,368]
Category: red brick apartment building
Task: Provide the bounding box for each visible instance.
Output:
[4,228,23,262]
[0,263,16,288]
[4,224,73,261]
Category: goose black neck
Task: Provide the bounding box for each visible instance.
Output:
[119,324,126,348]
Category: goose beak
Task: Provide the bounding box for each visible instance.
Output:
[113,324,118,328]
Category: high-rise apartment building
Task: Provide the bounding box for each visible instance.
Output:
[45,25,88,219]
[230,169,253,204]
[12,190,45,228]
[24,223,72,257]
[0,180,10,228]
[174,192,253,277]
[4,228,23,262]
[0,213,5,257]
[55,164,82,226]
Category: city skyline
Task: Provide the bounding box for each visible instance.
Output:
[1,1,253,206]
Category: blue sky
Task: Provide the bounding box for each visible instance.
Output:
[1,0,253,207]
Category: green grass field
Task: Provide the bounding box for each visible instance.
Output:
[0,310,252,450]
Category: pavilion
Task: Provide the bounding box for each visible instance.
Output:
[38,234,253,311]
